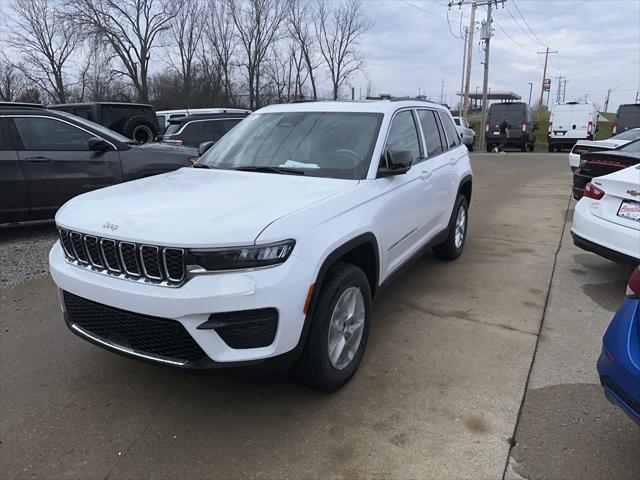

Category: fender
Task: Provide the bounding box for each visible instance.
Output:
[457,174,473,203]
[290,232,380,358]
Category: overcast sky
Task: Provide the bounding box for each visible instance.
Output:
[352,0,640,111]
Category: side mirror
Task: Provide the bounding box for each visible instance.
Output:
[88,137,111,152]
[198,141,216,156]
[378,149,412,177]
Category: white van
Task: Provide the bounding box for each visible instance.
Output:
[156,107,251,132]
[548,102,598,152]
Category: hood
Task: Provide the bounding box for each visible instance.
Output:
[56,167,357,248]
[133,142,198,155]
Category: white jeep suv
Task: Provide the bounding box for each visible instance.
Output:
[49,100,473,391]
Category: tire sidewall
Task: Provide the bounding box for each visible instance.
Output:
[306,265,372,390]
[132,123,154,143]
[451,195,469,256]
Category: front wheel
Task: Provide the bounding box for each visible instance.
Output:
[433,195,469,260]
[292,263,372,391]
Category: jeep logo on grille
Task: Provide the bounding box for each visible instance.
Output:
[102,222,119,231]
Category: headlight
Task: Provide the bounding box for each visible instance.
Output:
[187,240,295,271]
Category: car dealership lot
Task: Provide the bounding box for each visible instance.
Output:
[1,152,637,479]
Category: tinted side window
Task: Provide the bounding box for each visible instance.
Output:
[12,117,92,151]
[180,121,206,143]
[222,119,241,133]
[417,110,444,157]
[73,107,93,121]
[438,112,461,148]
[386,111,421,162]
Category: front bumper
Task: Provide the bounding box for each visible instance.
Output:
[571,198,640,264]
[49,241,315,369]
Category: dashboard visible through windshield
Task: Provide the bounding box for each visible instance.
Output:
[199,112,383,180]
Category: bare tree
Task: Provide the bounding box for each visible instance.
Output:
[0,60,24,102]
[168,0,204,103]
[6,0,80,103]
[289,0,320,100]
[65,0,181,102]
[315,0,372,100]
[227,0,289,110]
[203,0,237,104]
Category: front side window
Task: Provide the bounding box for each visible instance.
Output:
[385,111,421,163]
[438,112,461,148]
[200,112,383,180]
[12,117,93,151]
[417,110,445,157]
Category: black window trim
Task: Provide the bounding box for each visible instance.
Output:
[379,107,425,169]
[437,110,462,150]
[416,108,449,160]
[3,114,117,151]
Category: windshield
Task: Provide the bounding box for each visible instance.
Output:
[54,110,134,144]
[199,112,383,180]
[611,128,640,141]
[164,122,182,136]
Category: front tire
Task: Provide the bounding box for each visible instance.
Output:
[433,195,469,260]
[293,263,372,391]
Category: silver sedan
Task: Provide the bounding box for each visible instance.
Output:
[454,116,476,151]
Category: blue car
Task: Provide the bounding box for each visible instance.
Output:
[597,266,640,425]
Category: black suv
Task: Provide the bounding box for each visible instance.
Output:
[48,102,161,144]
[0,105,197,224]
[162,112,248,148]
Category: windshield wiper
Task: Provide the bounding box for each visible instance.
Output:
[231,166,305,175]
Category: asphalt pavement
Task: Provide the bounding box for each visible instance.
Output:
[1,152,637,479]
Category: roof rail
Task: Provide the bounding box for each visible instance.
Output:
[0,102,44,109]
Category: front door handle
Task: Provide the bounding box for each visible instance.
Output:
[25,156,53,163]
[420,170,432,180]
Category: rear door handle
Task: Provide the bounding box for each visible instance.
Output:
[25,156,53,163]
[420,170,432,180]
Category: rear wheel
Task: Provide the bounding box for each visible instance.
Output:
[293,263,372,391]
[433,195,469,260]
[486,143,493,153]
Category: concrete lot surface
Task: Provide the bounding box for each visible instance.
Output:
[1,152,637,479]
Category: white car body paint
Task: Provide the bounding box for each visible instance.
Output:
[50,100,473,366]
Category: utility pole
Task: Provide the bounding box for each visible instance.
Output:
[459,26,468,113]
[440,78,445,105]
[554,76,565,105]
[462,2,477,117]
[562,79,567,102]
[527,82,533,106]
[537,47,558,118]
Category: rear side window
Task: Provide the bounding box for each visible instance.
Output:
[12,117,92,151]
[438,112,461,148]
[417,110,444,157]
[179,121,207,143]
[222,119,241,133]
[386,111,421,162]
[73,107,93,121]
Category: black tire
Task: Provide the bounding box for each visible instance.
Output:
[529,143,535,152]
[548,144,554,152]
[292,263,372,392]
[486,143,492,153]
[433,195,469,260]
[122,116,158,144]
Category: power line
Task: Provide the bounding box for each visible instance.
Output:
[492,17,537,53]
[398,0,447,20]
[511,0,547,47]
[504,4,545,48]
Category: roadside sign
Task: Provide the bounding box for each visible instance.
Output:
[543,79,551,91]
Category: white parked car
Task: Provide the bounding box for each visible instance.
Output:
[568,128,640,172]
[548,101,598,152]
[453,116,475,151]
[571,164,640,264]
[156,107,251,132]
[49,100,473,391]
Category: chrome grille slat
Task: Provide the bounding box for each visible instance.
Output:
[140,245,163,280]
[119,242,141,277]
[84,235,104,268]
[58,229,185,287]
